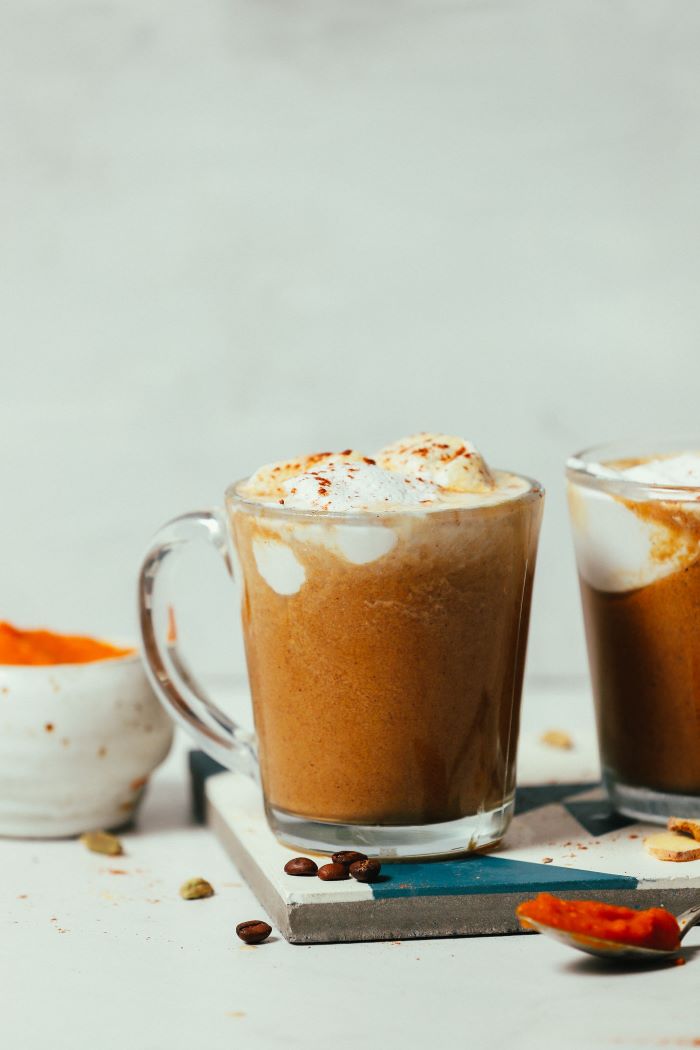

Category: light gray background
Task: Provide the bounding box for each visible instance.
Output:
[2,0,699,679]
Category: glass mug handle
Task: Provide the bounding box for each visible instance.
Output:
[138,510,258,779]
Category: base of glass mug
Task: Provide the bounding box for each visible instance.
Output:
[604,770,700,825]
[265,797,514,860]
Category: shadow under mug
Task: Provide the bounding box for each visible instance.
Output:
[139,478,543,859]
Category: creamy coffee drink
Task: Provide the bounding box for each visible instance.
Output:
[568,448,700,817]
[229,434,543,839]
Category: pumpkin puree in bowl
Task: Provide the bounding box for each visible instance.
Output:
[0,622,134,665]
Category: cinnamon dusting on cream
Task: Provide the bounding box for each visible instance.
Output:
[238,433,528,513]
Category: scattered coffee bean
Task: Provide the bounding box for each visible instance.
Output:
[284,857,318,877]
[349,859,382,883]
[236,920,272,945]
[317,862,349,881]
[180,877,214,900]
[331,851,367,867]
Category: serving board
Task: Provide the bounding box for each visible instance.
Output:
[190,752,700,945]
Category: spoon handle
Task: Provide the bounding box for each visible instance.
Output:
[677,903,700,941]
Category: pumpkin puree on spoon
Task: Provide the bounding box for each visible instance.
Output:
[517,893,681,951]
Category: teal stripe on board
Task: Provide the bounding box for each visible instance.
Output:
[371,856,637,898]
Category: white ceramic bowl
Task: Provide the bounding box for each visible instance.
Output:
[0,648,174,837]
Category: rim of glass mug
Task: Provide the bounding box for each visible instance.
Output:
[566,435,700,502]
[225,472,544,521]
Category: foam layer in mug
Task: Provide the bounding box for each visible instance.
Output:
[569,452,700,593]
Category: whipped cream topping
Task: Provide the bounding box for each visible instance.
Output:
[281,462,438,512]
[376,433,494,493]
[619,452,700,488]
[238,432,527,514]
[243,450,367,501]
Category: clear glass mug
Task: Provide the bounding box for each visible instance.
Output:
[567,437,700,822]
[139,477,544,858]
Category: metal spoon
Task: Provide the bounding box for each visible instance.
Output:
[520,902,700,961]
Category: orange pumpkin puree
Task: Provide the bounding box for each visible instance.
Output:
[517,893,680,951]
[0,622,134,666]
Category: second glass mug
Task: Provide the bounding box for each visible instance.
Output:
[567,436,700,823]
[139,476,544,859]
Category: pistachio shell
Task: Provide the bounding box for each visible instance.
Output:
[80,830,123,856]
[180,877,215,900]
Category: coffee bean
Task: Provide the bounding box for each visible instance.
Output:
[236,920,272,945]
[317,862,349,881]
[284,857,318,877]
[349,859,382,883]
[331,851,367,867]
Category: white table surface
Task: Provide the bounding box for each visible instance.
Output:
[3,678,699,1050]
